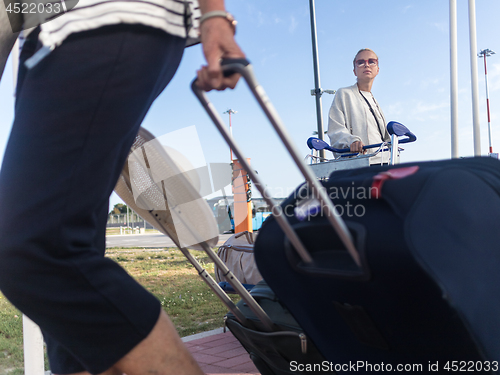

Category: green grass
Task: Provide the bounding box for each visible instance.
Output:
[0,295,24,374]
[0,247,238,373]
[106,248,239,337]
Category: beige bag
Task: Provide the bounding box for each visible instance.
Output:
[215,231,262,285]
[114,127,218,250]
[0,0,19,82]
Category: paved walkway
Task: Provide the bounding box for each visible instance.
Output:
[182,329,260,375]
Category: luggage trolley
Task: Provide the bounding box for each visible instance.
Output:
[306,122,417,179]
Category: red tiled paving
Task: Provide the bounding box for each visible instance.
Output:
[184,330,260,375]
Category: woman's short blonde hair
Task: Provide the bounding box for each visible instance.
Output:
[353,48,379,67]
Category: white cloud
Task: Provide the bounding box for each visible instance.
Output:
[402,5,413,14]
[385,102,404,116]
[289,15,298,34]
[414,101,448,114]
[433,22,448,34]
[260,52,279,66]
[419,77,441,90]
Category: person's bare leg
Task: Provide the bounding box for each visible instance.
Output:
[106,310,204,375]
[54,311,202,375]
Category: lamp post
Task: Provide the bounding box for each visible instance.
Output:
[478,49,496,156]
[449,0,459,158]
[309,0,323,151]
[468,0,481,156]
[223,109,237,161]
[223,109,252,233]
[308,0,335,160]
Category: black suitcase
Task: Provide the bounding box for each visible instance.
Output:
[254,157,500,373]
[225,280,331,375]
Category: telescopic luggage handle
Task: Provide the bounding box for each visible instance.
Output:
[191,58,361,267]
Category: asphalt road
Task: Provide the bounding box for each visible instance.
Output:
[106,232,234,248]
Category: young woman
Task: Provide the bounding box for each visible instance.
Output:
[327,48,390,165]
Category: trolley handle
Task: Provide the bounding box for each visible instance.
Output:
[387,121,417,143]
[307,121,416,154]
[307,138,384,154]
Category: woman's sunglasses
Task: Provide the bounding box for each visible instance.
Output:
[355,59,378,67]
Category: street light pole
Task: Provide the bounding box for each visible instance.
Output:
[309,0,335,160]
[223,109,237,161]
[449,0,459,159]
[222,109,252,233]
[468,0,481,156]
[309,0,324,150]
[478,48,496,155]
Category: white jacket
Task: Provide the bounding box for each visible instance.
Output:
[327,83,390,152]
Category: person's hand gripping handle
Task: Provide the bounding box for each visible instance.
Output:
[196,1,246,91]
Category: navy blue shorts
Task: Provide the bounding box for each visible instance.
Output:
[0,24,185,374]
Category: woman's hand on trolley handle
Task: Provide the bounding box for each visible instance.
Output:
[350,140,366,154]
[196,1,246,91]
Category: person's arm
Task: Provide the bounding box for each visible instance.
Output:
[196,0,245,91]
[327,90,362,151]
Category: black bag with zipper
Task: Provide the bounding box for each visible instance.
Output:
[225,280,334,375]
[254,157,500,373]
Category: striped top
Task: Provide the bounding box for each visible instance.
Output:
[38,0,200,50]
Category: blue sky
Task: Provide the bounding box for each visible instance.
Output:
[1,0,500,208]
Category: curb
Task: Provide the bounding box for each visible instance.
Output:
[181,327,225,342]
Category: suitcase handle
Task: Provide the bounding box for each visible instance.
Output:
[284,221,370,280]
[221,58,251,76]
[191,60,361,268]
